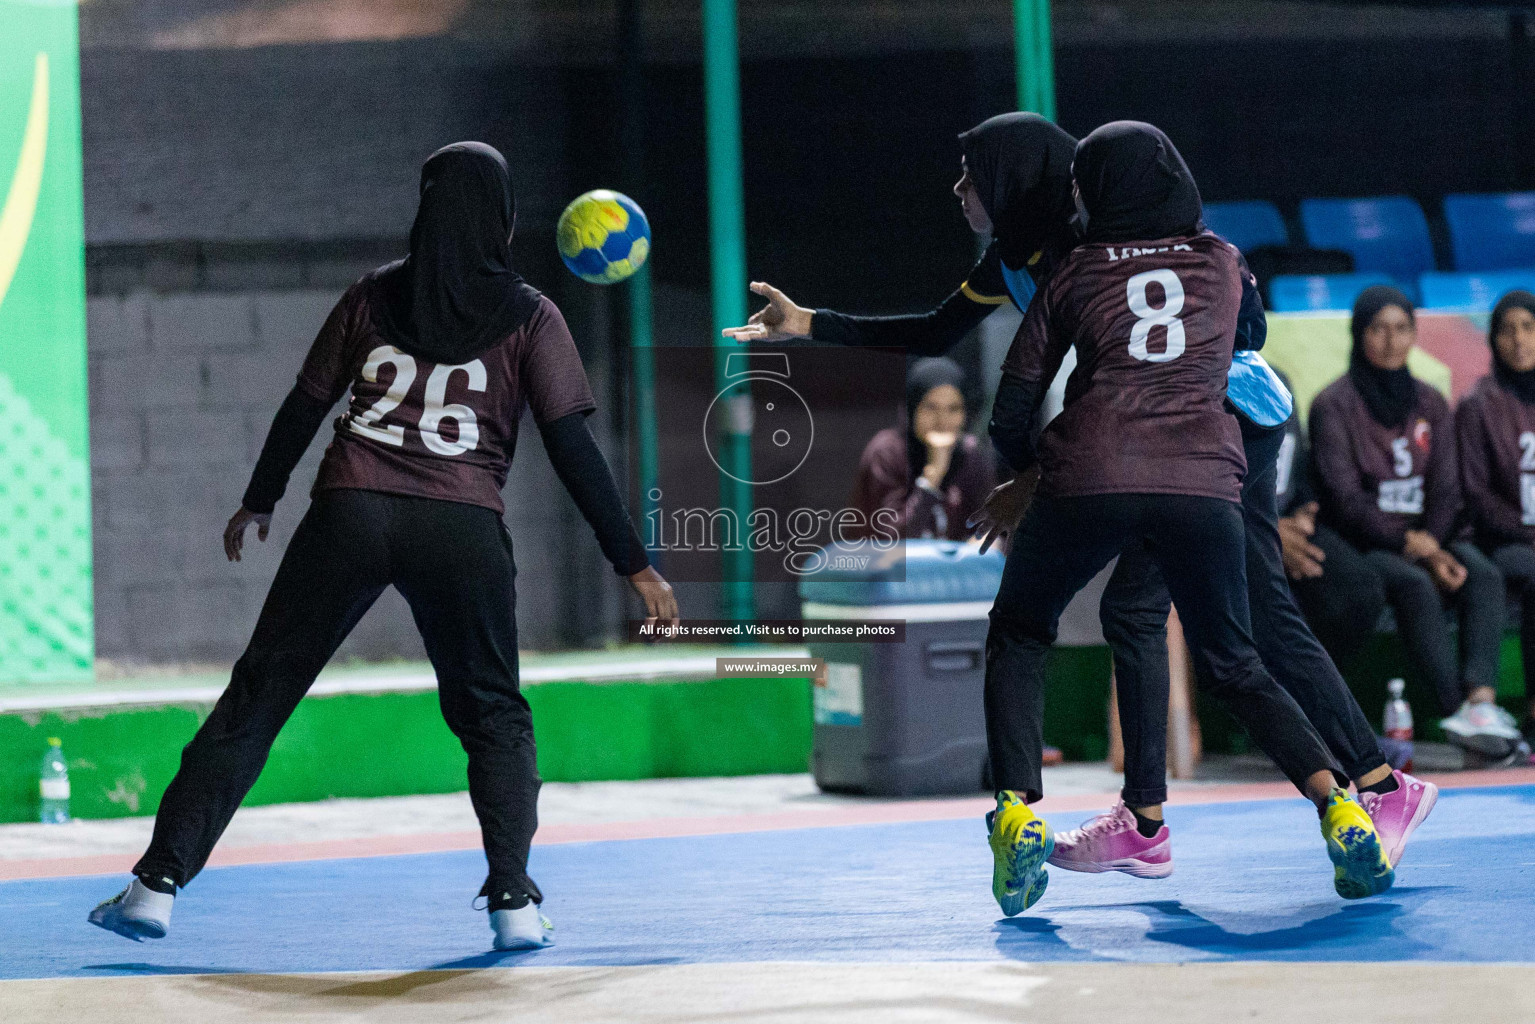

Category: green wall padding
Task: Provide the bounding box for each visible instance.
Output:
[0,675,815,823]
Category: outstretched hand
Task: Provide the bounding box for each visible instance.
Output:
[721,282,814,343]
[628,565,680,634]
[223,506,272,562]
[967,467,1040,555]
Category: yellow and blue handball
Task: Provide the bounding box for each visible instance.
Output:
[557,190,651,284]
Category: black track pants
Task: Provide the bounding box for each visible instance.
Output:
[136,489,541,899]
[985,491,1341,803]
[1101,424,1388,806]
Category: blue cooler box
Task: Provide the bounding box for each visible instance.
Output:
[798,539,1004,796]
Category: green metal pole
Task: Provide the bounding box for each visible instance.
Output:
[629,265,660,543]
[703,0,754,623]
[1014,0,1056,120]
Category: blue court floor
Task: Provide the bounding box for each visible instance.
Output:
[3,785,1533,980]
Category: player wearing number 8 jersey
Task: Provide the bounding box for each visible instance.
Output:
[88,143,678,952]
[974,122,1390,916]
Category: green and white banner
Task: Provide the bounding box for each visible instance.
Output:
[0,0,91,683]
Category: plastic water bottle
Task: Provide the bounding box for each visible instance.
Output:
[39,737,70,824]
[1382,678,1414,773]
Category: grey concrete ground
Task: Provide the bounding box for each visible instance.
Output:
[0,762,1272,862]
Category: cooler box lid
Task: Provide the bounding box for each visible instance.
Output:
[796,539,1005,606]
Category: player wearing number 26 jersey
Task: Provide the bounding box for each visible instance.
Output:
[301,275,595,513]
[978,122,1389,918]
[89,143,678,954]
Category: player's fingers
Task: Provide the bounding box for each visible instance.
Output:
[758,282,790,306]
[257,520,269,542]
[977,525,999,555]
[1303,541,1325,562]
[224,524,241,562]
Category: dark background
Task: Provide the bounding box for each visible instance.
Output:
[77,1,1530,659]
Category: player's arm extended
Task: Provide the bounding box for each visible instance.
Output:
[811,286,1004,357]
[727,244,1009,353]
[811,243,1009,356]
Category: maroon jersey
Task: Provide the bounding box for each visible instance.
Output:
[1001,231,1246,501]
[847,428,997,540]
[1309,374,1458,550]
[1456,374,1535,546]
[296,272,597,513]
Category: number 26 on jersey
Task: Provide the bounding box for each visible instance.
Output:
[348,345,485,456]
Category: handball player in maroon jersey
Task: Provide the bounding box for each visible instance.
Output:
[89,142,678,951]
[971,122,1393,916]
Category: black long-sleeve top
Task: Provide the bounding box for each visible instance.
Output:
[807,240,1016,354]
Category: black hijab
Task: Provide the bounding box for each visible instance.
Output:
[376,142,542,365]
[1490,290,1535,404]
[958,113,1078,270]
[905,357,968,486]
[1073,121,1203,244]
[1348,285,1419,428]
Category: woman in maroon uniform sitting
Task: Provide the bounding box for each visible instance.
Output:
[848,357,995,540]
[1310,286,1514,757]
[88,142,679,951]
[1456,289,1535,751]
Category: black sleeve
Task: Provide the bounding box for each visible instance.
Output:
[538,412,650,576]
[808,243,1008,356]
[242,385,334,515]
[987,374,1047,474]
[1233,252,1268,353]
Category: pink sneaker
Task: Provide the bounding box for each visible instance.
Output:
[1047,801,1172,878]
[1357,770,1437,869]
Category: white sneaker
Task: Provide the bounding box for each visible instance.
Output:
[1441,701,1522,756]
[88,878,174,941]
[1488,703,1522,732]
[490,902,554,950]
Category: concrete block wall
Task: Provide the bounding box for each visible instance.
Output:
[87,284,623,665]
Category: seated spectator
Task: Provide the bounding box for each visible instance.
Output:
[848,357,995,539]
[1456,289,1535,749]
[1274,377,1388,671]
[1310,286,1515,755]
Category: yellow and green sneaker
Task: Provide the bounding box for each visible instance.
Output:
[986,790,1054,916]
[1321,787,1395,899]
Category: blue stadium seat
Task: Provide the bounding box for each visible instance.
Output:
[1268,273,1397,313]
[1202,200,1288,253]
[1299,196,1435,284]
[1418,270,1535,312]
[1444,193,1535,271]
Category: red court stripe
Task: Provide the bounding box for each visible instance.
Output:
[4,767,1531,882]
